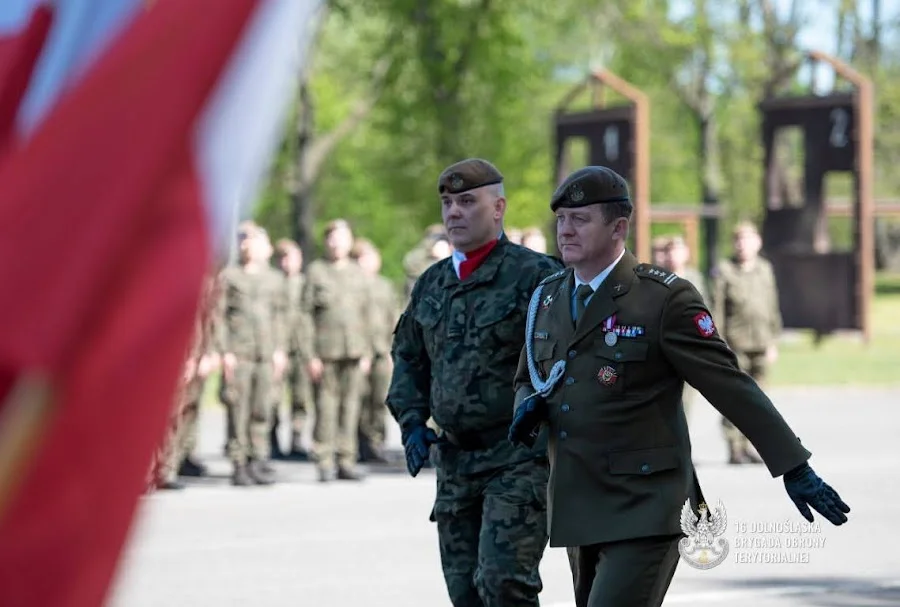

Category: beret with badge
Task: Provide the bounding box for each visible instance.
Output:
[550,166,632,211]
[438,158,504,194]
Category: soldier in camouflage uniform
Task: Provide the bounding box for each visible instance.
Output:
[216,225,287,485]
[151,272,220,490]
[302,219,370,482]
[388,158,564,607]
[662,235,708,426]
[269,238,314,460]
[712,221,782,465]
[402,224,452,302]
[351,238,400,464]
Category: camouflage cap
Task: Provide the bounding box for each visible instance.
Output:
[550,166,631,211]
[438,158,503,194]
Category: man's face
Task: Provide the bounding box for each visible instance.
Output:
[522,233,547,253]
[666,242,690,270]
[280,249,302,274]
[430,238,452,260]
[734,228,761,263]
[325,226,353,260]
[253,233,273,262]
[441,186,504,253]
[556,205,624,266]
[358,250,381,275]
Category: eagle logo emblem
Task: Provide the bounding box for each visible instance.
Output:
[678,499,729,569]
[568,183,585,202]
[693,312,716,338]
[450,173,464,191]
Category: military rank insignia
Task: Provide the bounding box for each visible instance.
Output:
[597,365,618,386]
[693,312,716,337]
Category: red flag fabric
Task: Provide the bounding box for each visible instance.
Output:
[0,1,262,605]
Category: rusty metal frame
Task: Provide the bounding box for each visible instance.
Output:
[554,70,651,261]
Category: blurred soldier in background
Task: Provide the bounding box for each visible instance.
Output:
[270,238,314,461]
[151,273,220,490]
[505,226,523,244]
[520,226,547,253]
[351,238,400,464]
[713,221,782,465]
[651,236,669,267]
[216,224,286,485]
[661,235,708,432]
[403,224,452,301]
[303,219,370,482]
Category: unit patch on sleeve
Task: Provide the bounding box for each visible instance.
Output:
[693,312,716,337]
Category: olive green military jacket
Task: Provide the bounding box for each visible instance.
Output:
[364,273,400,358]
[388,237,564,474]
[513,251,810,548]
[302,258,371,361]
[281,273,313,360]
[215,265,286,360]
[712,257,782,353]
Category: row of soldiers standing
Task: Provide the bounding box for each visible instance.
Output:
[651,222,783,465]
[152,218,401,488]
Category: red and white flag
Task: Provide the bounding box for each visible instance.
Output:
[0,1,322,605]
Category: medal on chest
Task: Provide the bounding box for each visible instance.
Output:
[603,315,617,346]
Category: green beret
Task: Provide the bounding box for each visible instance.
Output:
[550,166,631,211]
[438,158,504,194]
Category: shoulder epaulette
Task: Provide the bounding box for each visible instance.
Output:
[634,263,679,287]
[539,268,568,286]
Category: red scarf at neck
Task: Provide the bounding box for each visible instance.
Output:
[458,239,498,281]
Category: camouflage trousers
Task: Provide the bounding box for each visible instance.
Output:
[430,456,549,607]
[150,377,205,487]
[221,358,274,465]
[271,352,313,451]
[722,350,769,450]
[313,358,363,473]
[358,353,391,452]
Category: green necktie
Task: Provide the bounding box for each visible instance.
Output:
[574,284,594,324]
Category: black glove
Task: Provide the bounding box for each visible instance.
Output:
[783,463,850,526]
[403,424,437,478]
[508,394,548,448]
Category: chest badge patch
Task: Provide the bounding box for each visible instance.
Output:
[597,365,618,386]
[693,312,716,337]
[541,294,553,309]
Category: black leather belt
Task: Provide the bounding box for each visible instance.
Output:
[441,425,509,451]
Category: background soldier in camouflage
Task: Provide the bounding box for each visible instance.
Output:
[269,238,314,461]
[351,238,400,464]
[662,235,708,429]
[520,227,547,253]
[713,221,782,465]
[216,224,287,485]
[387,158,563,607]
[151,272,220,490]
[402,224,452,302]
[302,219,370,482]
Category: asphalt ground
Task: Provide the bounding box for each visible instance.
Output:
[108,386,900,606]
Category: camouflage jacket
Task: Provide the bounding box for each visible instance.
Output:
[215,264,286,360]
[302,258,372,361]
[281,273,313,359]
[712,257,782,352]
[387,237,564,474]
[363,273,400,357]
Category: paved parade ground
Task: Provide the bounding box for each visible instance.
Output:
[109,386,900,607]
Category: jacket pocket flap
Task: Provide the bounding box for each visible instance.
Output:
[534,340,556,361]
[608,446,680,475]
[595,339,649,362]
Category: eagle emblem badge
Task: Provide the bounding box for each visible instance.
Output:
[678,499,729,569]
[450,173,464,191]
[693,312,716,338]
[596,365,618,386]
